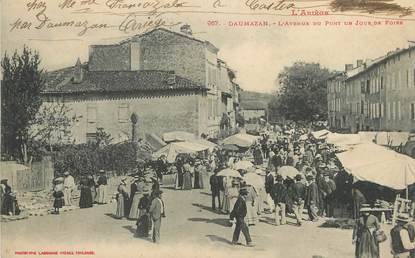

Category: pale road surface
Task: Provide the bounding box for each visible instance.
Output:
[1,187,393,258]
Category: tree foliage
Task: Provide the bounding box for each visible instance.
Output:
[1,46,45,163]
[269,62,333,122]
[30,102,76,152]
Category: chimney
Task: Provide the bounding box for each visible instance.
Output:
[180,24,192,36]
[345,64,353,71]
[356,60,363,67]
[73,58,83,84]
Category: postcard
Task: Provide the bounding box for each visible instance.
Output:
[1,0,415,257]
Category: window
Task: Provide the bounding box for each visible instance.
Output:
[392,102,396,120]
[387,102,390,119]
[413,68,415,87]
[398,101,401,120]
[411,103,415,120]
[86,133,97,144]
[380,76,384,90]
[118,103,129,123]
[380,103,384,118]
[87,104,97,123]
[396,72,400,88]
[361,100,364,114]
[366,80,371,93]
[407,70,409,87]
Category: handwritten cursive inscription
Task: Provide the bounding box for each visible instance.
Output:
[245,0,295,11]
[105,0,192,15]
[118,13,181,33]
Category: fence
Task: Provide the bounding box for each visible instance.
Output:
[0,157,54,192]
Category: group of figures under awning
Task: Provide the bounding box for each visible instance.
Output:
[152,131,260,163]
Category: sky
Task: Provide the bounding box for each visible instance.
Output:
[2,0,415,93]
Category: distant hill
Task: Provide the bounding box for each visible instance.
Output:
[239,91,273,110]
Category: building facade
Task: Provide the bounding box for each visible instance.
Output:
[327,45,415,133]
[43,26,240,144]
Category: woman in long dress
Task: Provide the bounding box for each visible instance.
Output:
[129,179,145,220]
[87,175,96,204]
[245,185,259,225]
[79,177,93,209]
[136,191,152,237]
[115,179,129,219]
[228,180,240,212]
[352,206,381,258]
[182,163,193,190]
[194,161,205,189]
[221,176,231,214]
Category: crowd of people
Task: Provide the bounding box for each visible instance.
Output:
[51,170,108,214]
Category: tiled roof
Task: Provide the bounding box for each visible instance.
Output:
[346,45,415,81]
[43,67,205,94]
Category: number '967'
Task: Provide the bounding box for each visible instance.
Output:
[207,20,219,26]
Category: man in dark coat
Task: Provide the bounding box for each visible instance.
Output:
[230,188,254,247]
[321,173,337,217]
[271,151,283,172]
[306,174,319,222]
[272,175,288,226]
[292,174,306,225]
[210,172,221,210]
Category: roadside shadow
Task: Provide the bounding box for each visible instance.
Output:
[192,203,223,214]
[199,192,212,196]
[188,217,231,227]
[122,225,136,234]
[206,234,233,245]
[104,213,122,219]
[160,185,176,190]
[259,216,275,226]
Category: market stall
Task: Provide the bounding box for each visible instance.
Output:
[153,141,209,163]
[337,143,415,223]
[222,133,259,148]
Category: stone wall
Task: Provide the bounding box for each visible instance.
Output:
[57,91,201,144]
[89,43,131,71]
[135,29,207,86]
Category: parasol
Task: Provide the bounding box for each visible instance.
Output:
[222,144,239,151]
[217,168,242,178]
[243,172,264,189]
[278,166,299,179]
[233,160,254,171]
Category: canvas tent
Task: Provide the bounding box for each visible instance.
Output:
[153,141,209,163]
[162,131,196,143]
[336,143,415,190]
[326,133,362,148]
[222,133,259,148]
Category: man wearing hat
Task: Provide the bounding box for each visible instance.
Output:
[321,172,337,218]
[391,213,415,258]
[63,171,75,206]
[305,174,319,222]
[271,174,288,226]
[96,170,108,205]
[149,189,164,244]
[292,174,306,226]
[230,188,254,247]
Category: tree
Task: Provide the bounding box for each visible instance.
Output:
[269,62,333,122]
[1,46,45,163]
[29,102,76,153]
